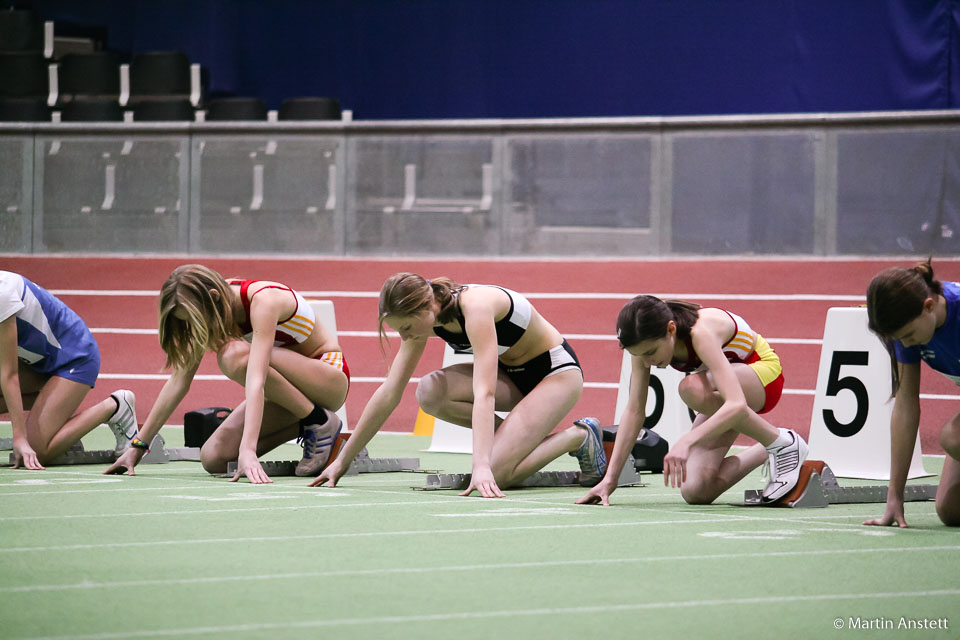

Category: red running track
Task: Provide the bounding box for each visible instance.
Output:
[4,255,959,455]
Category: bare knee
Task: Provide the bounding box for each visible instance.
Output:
[940,425,960,459]
[936,501,960,527]
[678,376,714,414]
[199,442,230,474]
[217,341,249,381]
[416,370,449,417]
[680,479,719,505]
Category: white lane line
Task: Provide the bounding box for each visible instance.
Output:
[87,372,960,400]
[0,498,470,522]
[0,484,300,497]
[90,327,824,346]
[10,588,959,639]
[3,544,956,594]
[0,510,924,555]
[0,513,912,554]
[52,289,865,302]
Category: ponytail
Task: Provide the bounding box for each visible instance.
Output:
[616,295,701,348]
[866,259,941,395]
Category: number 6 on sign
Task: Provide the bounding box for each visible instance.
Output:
[807,307,929,480]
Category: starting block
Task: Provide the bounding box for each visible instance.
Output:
[6,433,200,467]
[224,433,421,477]
[415,454,644,491]
[0,437,12,450]
[601,425,669,473]
[744,460,938,508]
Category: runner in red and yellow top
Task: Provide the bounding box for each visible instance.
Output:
[105,264,349,483]
[578,295,807,507]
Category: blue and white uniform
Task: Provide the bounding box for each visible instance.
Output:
[0,271,100,387]
[432,284,581,396]
[895,281,960,384]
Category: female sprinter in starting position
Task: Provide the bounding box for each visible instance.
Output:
[106,264,349,483]
[865,261,960,527]
[1,270,138,468]
[578,295,807,506]
[310,273,606,497]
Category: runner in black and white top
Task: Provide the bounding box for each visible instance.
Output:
[311,273,606,498]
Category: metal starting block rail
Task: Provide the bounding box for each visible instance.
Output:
[224,431,421,477]
[415,455,644,491]
[744,460,938,508]
[6,434,200,467]
[224,452,421,477]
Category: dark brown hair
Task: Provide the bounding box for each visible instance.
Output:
[866,259,942,394]
[616,295,701,348]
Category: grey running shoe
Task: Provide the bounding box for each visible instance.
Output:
[761,429,809,503]
[295,409,342,477]
[570,417,608,487]
[106,390,138,453]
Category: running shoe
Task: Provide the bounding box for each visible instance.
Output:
[570,417,608,487]
[106,390,138,453]
[295,409,342,476]
[761,428,809,503]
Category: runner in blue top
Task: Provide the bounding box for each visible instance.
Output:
[865,260,960,528]
[0,271,138,469]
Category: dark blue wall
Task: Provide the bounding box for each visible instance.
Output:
[19,0,960,118]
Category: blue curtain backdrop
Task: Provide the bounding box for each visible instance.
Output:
[17,0,960,118]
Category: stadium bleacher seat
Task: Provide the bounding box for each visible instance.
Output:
[58,51,120,100]
[0,8,43,53]
[132,97,195,121]
[0,51,49,98]
[278,97,341,120]
[60,97,123,122]
[206,97,267,121]
[129,51,191,98]
[0,95,50,121]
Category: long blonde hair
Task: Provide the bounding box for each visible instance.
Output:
[158,264,241,369]
[376,272,462,354]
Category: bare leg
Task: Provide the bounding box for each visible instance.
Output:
[936,415,960,526]
[492,370,586,485]
[416,363,522,429]
[676,366,776,504]
[0,362,46,413]
[217,340,349,419]
[199,400,300,474]
[23,376,117,464]
[417,364,587,487]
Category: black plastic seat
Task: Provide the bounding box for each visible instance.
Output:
[132,97,194,121]
[206,97,267,121]
[130,51,190,98]
[278,97,341,121]
[61,98,123,122]
[0,52,49,97]
[0,96,50,121]
[0,9,43,53]
[58,52,120,97]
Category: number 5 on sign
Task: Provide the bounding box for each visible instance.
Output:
[807,307,929,480]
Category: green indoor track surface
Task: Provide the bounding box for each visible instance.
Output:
[0,424,958,640]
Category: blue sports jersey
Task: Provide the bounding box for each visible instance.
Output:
[895,280,960,385]
[0,271,100,386]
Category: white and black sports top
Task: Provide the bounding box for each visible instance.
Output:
[432,285,532,355]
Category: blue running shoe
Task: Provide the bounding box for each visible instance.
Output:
[570,417,608,487]
[295,409,342,477]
